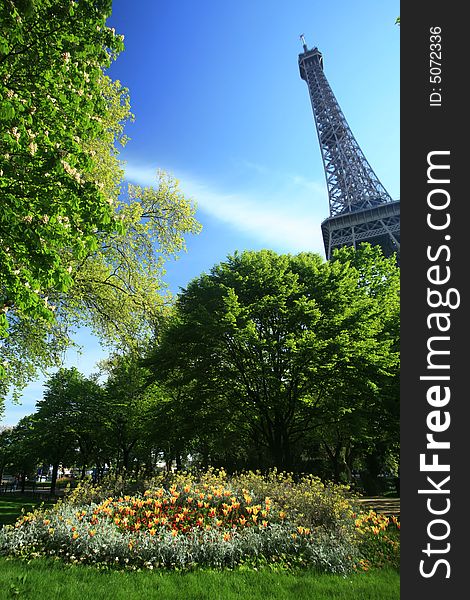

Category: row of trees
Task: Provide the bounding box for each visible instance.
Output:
[1,361,158,494]
[1,2,399,495]
[1,246,399,494]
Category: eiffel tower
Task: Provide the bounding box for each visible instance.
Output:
[298,36,400,261]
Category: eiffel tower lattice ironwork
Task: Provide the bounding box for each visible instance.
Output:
[298,36,400,260]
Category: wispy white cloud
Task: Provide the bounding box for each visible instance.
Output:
[2,165,328,428]
[124,162,328,255]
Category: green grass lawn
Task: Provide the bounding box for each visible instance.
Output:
[0,557,399,600]
[0,493,55,527]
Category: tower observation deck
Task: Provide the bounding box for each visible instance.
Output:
[298,38,400,260]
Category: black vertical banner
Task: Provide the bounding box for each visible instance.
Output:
[401,3,468,599]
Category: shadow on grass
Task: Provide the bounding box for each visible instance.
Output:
[0,493,56,527]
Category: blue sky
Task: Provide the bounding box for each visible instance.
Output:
[2,0,399,426]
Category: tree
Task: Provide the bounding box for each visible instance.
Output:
[0,0,202,404]
[1,170,201,405]
[5,416,40,492]
[57,172,201,349]
[34,367,103,493]
[0,426,14,485]
[100,353,160,475]
[146,247,399,474]
[325,245,400,484]
[0,0,126,345]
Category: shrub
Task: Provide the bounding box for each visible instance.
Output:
[143,468,354,530]
[62,474,141,506]
[231,470,354,529]
[55,477,74,490]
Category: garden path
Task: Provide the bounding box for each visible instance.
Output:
[356,497,400,516]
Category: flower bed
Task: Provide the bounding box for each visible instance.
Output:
[96,485,277,535]
[0,471,399,573]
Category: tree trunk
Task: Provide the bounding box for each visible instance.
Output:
[122,447,129,472]
[176,454,182,471]
[268,421,293,471]
[323,442,352,483]
[122,440,137,472]
[394,470,400,495]
[360,453,383,495]
[50,463,59,496]
[201,446,209,470]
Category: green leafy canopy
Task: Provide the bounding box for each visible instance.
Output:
[0,1,201,404]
